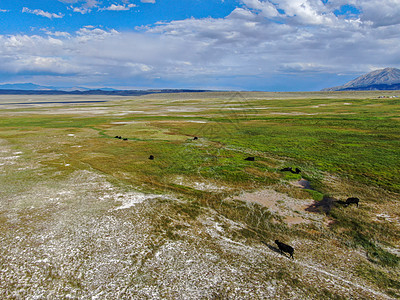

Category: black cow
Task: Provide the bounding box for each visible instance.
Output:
[193,137,198,140]
[148,155,154,160]
[345,197,359,207]
[280,167,293,172]
[123,138,128,141]
[244,157,255,161]
[275,240,294,259]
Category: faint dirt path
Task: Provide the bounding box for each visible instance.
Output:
[219,236,392,299]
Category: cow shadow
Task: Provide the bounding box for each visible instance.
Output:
[261,241,289,258]
[305,196,336,214]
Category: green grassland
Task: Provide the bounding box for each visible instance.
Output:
[0,91,399,299]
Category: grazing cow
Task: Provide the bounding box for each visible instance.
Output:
[245,156,255,161]
[114,135,119,138]
[275,240,294,259]
[345,197,359,207]
[148,155,154,160]
[118,136,122,139]
[280,167,301,174]
[123,138,128,141]
[193,137,198,140]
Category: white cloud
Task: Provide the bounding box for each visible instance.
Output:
[76,26,120,42]
[278,63,328,73]
[0,35,79,75]
[73,6,91,14]
[102,4,136,11]
[242,0,338,25]
[0,9,9,12]
[42,30,72,38]
[241,0,279,18]
[241,0,400,28]
[358,0,400,27]
[59,0,99,6]
[22,7,64,19]
[58,0,80,3]
[61,0,100,14]
[13,56,77,74]
[141,0,156,3]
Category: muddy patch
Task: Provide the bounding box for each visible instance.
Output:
[291,179,336,214]
[233,188,324,225]
[291,178,312,189]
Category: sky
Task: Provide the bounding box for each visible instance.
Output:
[0,0,400,91]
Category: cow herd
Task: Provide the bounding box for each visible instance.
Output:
[114,136,128,141]
[269,196,359,260]
[274,165,360,259]
[113,133,361,261]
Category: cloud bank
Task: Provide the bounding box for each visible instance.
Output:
[2,0,400,90]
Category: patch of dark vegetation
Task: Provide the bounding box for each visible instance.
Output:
[304,189,324,201]
[176,201,202,220]
[329,208,400,267]
[352,232,399,267]
[356,263,400,298]
[201,195,290,243]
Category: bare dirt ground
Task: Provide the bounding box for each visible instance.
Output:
[232,187,322,225]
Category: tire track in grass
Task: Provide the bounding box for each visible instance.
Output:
[293,259,392,300]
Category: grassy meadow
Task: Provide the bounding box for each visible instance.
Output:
[0,91,399,299]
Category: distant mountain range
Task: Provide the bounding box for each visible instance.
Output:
[323,68,400,91]
[0,83,55,90]
[0,83,211,96]
[4,68,400,94]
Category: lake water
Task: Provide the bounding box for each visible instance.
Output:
[0,100,107,105]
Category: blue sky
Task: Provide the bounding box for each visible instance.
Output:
[0,0,399,91]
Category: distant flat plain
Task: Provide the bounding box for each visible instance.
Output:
[1,91,399,299]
